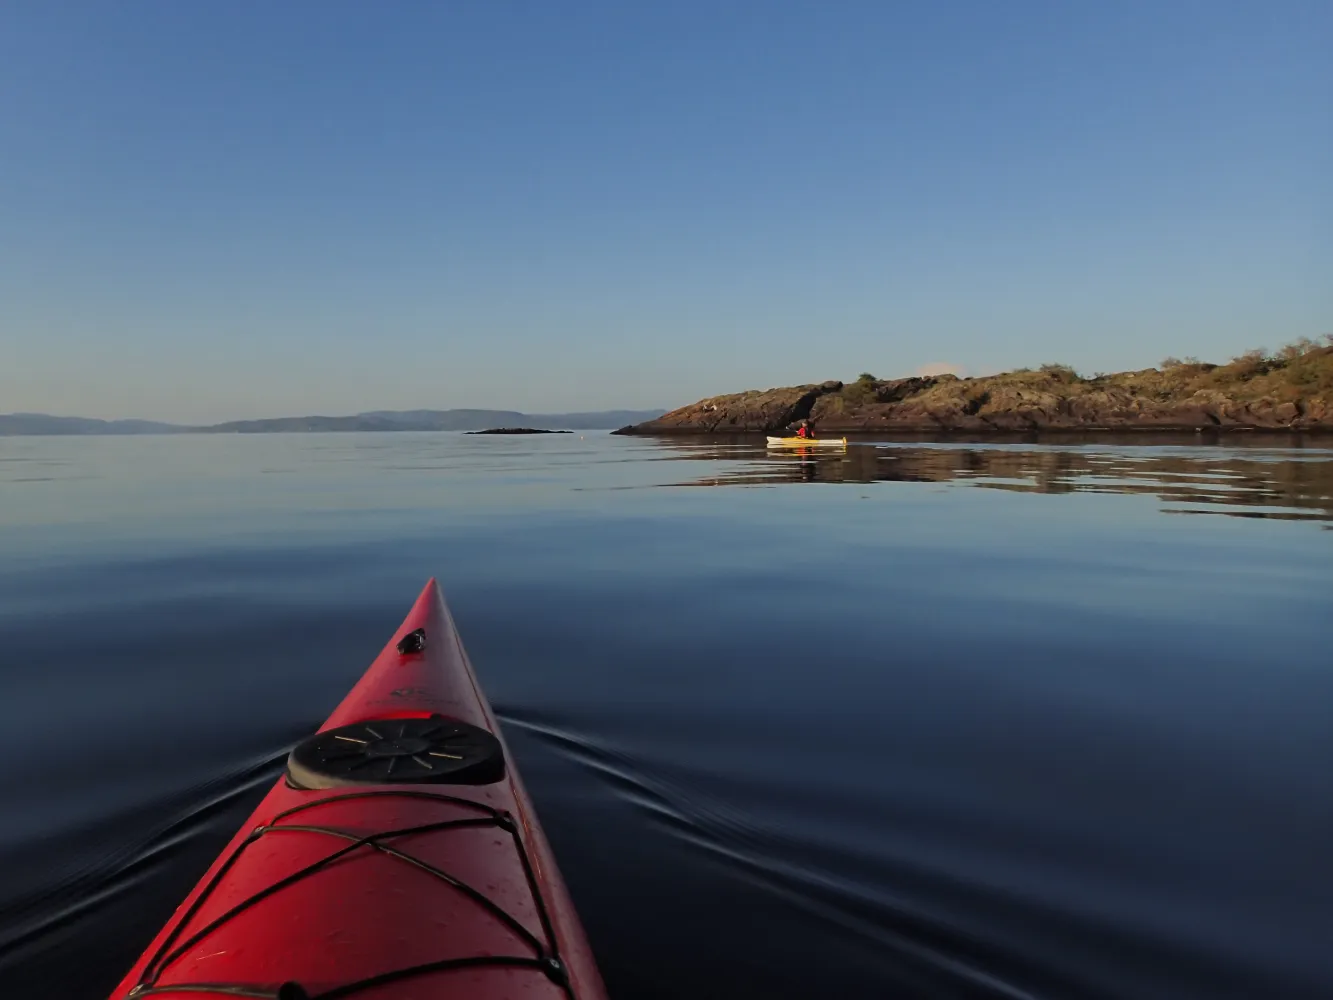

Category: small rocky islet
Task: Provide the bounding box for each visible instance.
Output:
[615,340,1333,436]
[465,427,574,435]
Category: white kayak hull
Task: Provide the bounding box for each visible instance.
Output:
[766,436,848,447]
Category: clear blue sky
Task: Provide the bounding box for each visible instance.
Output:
[2,1,1329,422]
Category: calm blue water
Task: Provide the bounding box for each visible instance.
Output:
[1,432,1331,999]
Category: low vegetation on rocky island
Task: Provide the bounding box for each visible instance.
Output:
[616,338,1333,435]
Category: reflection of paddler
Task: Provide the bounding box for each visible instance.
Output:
[799,456,816,482]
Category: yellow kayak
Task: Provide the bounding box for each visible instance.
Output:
[766,436,848,448]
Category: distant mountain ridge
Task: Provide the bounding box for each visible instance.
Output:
[0,408,666,436]
[0,413,184,435]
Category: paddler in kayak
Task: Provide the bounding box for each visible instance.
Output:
[796,419,814,439]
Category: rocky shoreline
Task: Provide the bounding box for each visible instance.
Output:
[615,343,1333,435]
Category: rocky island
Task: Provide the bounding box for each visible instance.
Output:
[615,340,1333,435]
[465,427,574,435]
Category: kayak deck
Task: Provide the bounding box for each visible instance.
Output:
[111,580,605,1000]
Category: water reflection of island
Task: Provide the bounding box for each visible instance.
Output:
[649,434,1333,525]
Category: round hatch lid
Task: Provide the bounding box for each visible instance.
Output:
[286,715,505,789]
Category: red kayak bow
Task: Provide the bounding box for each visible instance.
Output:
[111,579,607,1000]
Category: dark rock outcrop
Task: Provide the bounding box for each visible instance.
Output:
[615,348,1333,435]
[465,427,573,435]
[616,381,846,434]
